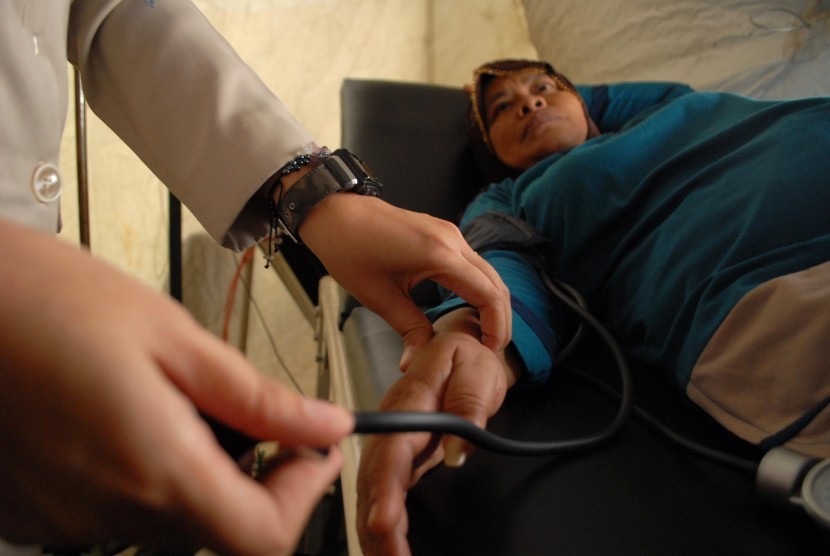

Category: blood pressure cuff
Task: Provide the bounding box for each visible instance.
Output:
[424,212,565,383]
[461,211,550,265]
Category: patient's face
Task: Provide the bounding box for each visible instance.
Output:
[484,70,589,171]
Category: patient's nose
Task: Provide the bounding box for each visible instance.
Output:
[520,95,545,115]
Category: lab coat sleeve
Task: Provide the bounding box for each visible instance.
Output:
[67,0,313,250]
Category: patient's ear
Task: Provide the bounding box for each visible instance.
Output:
[462,83,474,95]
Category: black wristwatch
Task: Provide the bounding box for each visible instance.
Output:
[277,148,383,241]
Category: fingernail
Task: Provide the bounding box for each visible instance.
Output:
[368,503,379,528]
[292,445,331,460]
[306,398,353,423]
[444,437,468,468]
[398,345,413,371]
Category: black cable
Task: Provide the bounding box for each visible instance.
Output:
[545,274,756,472]
[351,273,756,472]
[220,268,752,470]
[548,278,588,364]
[355,410,607,456]
[631,399,759,474]
[543,273,756,473]
[563,365,759,474]
[354,273,634,456]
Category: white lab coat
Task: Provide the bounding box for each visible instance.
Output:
[1,0,313,250]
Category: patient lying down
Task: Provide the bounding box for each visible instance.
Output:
[356,59,830,555]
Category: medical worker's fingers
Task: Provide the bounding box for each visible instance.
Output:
[300,194,511,353]
[0,220,350,553]
[186,443,344,555]
[159,327,354,447]
[434,245,512,352]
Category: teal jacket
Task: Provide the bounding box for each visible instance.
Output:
[427,83,830,436]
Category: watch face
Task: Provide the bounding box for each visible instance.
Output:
[803,459,830,530]
[354,178,383,197]
[331,149,383,196]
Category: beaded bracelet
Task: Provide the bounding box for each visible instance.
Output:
[264,143,331,268]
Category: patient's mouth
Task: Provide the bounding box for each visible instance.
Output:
[524,111,559,139]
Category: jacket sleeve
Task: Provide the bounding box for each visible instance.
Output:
[425,192,571,384]
[67,0,313,250]
[578,81,695,133]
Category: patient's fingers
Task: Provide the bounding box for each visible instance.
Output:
[358,433,423,556]
[359,374,443,556]
[441,337,509,466]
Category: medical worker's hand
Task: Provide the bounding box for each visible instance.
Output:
[0,219,353,555]
[355,307,521,556]
[300,194,511,360]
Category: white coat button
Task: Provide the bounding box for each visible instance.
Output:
[31,162,62,203]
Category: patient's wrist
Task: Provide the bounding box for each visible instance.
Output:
[502,343,524,388]
[435,307,524,387]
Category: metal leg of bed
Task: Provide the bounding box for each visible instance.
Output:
[317,276,365,556]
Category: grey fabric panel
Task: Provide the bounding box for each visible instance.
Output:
[341,78,487,307]
[342,307,406,411]
[340,78,484,223]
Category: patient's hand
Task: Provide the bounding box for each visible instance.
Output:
[356,307,521,556]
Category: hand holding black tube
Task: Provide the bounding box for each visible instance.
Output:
[0,220,354,555]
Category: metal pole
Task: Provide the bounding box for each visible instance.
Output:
[169,192,182,301]
[73,69,91,249]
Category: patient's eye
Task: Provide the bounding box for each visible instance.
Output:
[489,100,511,121]
[535,80,557,94]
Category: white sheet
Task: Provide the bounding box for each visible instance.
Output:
[521,0,830,99]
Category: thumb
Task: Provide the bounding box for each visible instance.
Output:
[164,331,354,446]
[440,387,489,468]
[398,322,434,372]
[444,436,470,468]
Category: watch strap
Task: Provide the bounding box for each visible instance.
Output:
[277,149,382,240]
[277,161,343,241]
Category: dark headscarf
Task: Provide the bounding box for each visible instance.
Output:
[465,59,599,183]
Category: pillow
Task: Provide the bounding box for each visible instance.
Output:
[521,0,830,99]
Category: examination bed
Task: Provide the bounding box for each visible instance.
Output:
[298,2,830,552]
[304,76,830,555]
